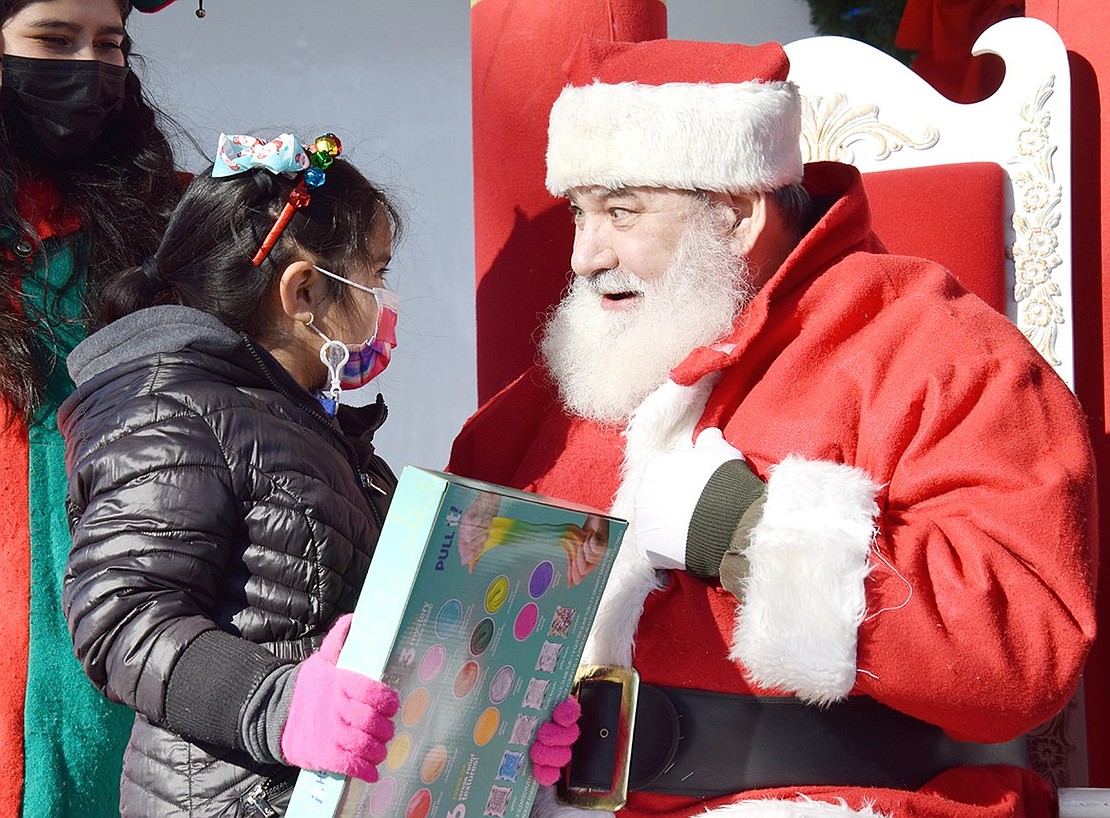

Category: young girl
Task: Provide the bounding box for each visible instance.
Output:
[60,132,404,817]
[0,1,185,815]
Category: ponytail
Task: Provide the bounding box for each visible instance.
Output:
[95,257,175,326]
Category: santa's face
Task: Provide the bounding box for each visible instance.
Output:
[542,192,753,425]
[568,186,693,294]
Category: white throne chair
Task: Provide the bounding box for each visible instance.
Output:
[786,17,1105,816]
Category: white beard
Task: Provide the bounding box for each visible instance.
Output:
[540,207,754,425]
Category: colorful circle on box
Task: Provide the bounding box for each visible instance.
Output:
[419,644,446,683]
[469,617,494,656]
[420,744,449,784]
[401,688,429,726]
[485,575,510,614]
[369,776,397,816]
[386,734,412,770]
[529,561,554,598]
[406,788,432,818]
[435,599,462,638]
[473,707,500,746]
[513,603,539,641]
[454,660,480,699]
[488,665,515,704]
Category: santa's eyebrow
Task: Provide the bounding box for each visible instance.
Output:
[567,186,643,208]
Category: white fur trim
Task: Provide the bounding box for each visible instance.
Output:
[731,457,881,705]
[546,80,803,195]
[580,376,718,667]
[705,795,892,818]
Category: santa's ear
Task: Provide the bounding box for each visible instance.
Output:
[716,191,768,258]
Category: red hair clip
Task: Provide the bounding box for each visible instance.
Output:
[251,133,343,267]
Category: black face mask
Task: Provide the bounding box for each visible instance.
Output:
[0,55,129,160]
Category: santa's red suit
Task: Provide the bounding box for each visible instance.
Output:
[449,160,1097,818]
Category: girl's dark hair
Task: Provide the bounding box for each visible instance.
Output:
[95,158,403,336]
[0,0,184,419]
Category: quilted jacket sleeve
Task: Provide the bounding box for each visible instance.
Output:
[62,396,280,733]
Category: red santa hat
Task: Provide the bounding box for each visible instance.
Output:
[545,37,803,196]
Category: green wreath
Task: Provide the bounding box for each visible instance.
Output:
[804,0,916,64]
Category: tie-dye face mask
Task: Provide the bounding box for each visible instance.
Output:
[311,266,400,391]
[337,285,399,389]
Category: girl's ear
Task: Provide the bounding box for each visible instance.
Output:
[276,261,325,323]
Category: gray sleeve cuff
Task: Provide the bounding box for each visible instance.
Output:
[241,662,298,764]
[685,459,767,579]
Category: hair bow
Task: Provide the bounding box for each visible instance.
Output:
[210,131,345,266]
[212,133,310,179]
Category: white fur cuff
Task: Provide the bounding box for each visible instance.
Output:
[730,456,881,705]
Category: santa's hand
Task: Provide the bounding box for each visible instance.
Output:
[530,697,581,786]
[633,428,762,573]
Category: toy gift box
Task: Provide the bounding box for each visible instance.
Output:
[287,466,626,818]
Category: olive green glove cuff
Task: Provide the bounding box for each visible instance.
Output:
[685,459,767,591]
[719,494,767,602]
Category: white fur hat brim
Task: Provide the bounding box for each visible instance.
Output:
[545,79,803,196]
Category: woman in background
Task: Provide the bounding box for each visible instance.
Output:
[0,0,185,815]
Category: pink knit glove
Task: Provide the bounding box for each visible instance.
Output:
[529,697,581,786]
[280,614,399,782]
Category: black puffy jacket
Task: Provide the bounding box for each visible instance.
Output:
[58,305,397,817]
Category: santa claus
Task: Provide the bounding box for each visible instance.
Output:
[449,35,1097,818]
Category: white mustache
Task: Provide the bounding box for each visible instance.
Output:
[582,268,646,296]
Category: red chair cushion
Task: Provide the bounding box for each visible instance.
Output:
[861,162,1007,313]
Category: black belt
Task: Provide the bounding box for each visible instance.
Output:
[625,684,1028,797]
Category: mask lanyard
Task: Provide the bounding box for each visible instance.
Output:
[306,320,348,415]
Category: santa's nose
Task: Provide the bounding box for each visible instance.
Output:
[570,227,618,278]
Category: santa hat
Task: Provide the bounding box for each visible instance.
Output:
[545,37,803,196]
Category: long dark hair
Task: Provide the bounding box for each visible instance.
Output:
[0,0,183,420]
[95,156,403,338]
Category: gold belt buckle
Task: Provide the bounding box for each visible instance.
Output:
[555,664,640,811]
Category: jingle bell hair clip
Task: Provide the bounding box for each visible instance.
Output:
[210,131,344,267]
